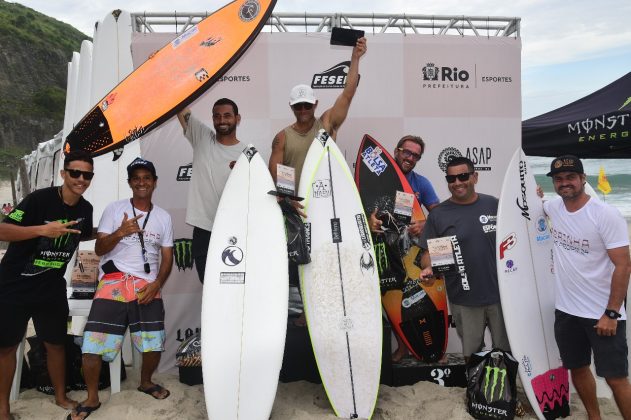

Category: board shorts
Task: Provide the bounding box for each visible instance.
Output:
[0,295,68,348]
[554,309,628,378]
[450,302,511,358]
[82,272,165,362]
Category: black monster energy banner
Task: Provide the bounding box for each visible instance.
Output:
[173,238,194,271]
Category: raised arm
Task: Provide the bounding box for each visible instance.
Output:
[321,37,367,138]
[177,107,192,133]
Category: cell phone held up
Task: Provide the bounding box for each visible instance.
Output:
[330,27,364,46]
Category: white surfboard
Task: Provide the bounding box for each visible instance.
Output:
[497,148,570,419]
[201,145,288,420]
[298,130,382,419]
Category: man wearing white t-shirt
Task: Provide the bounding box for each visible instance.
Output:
[69,158,174,419]
[177,98,243,283]
[544,155,631,419]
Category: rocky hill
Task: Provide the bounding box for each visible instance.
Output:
[0,0,88,177]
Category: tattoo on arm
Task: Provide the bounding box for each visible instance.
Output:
[183,112,191,124]
[272,136,280,150]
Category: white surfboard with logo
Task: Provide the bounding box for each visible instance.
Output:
[497,148,570,419]
[201,145,288,419]
[298,130,382,419]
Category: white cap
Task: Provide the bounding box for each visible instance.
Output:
[289,84,317,105]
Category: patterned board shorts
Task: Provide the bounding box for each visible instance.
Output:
[82,272,165,362]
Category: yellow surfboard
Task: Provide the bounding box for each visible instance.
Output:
[65,0,275,157]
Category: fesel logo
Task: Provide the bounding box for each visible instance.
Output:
[421,62,471,89]
[437,147,493,172]
[238,0,260,22]
[176,163,192,181]
[312,61,360,89]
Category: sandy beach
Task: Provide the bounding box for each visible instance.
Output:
[5,210,630,420]
[8,367,626,420]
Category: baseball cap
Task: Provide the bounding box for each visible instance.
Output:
[546,155,584,177]
[289,84,317,105]
[127,157,157,179]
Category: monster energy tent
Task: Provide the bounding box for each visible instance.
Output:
[522,71,631,158]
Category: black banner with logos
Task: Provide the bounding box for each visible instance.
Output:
[522,71,631,158]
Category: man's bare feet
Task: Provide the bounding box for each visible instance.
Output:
[392,346,409,363]
[55,397,78,410]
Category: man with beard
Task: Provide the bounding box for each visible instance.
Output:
[367,135,440,362]
[0,150,94,420]
[543,155,631,419]
[177,98,243,283]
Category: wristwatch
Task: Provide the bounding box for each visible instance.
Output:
[604,309,622,320]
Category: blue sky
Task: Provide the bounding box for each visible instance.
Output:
[11,0,631,119]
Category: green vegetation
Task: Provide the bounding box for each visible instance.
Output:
[0,145,30,179]
[0,0,89,55]
[0,1,89,180]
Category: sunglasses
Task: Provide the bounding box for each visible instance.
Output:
[291,102,314,111]
[397,148,422,161]
[445,172,474,183]
[65,169,95,180]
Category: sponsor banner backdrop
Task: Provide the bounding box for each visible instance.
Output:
[129,32,520,371]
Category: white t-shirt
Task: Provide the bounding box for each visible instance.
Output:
[184,114,243,231]
[97,199,174,282]
[543,197,629,320]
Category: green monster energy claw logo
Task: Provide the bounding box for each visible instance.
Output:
[173,238,194,271]
[483,366,507,403]
[53,219,72,249]
[374,241,389,275]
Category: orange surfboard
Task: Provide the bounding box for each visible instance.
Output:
[355,134,448,362]
[64,0,275,157]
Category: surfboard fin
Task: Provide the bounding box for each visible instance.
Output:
[112,147,123,161]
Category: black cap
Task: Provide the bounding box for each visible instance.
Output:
[127,157,157,179]
[546,155,584,177]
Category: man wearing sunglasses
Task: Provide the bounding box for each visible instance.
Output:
[268,37,367,187]
[268,38,366,326]
[418,156,510,362]
[368,135,440,362]
[543,155,631,419]
[176,98,243,283]
[0,150,95,419]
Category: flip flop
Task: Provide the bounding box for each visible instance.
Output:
[137,383,170,400]
[66,403,101,420]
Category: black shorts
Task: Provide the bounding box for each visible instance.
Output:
[192,227,211,283]
[0,297,69,348]
[554,309,628,378]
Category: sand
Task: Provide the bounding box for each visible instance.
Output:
[7,364,626,419]
[5,214,630,419]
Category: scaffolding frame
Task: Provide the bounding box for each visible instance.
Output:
[129,12,520,38]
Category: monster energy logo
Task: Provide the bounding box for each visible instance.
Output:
[483,366,507,403]
[8,209,24,222]
[173,238,194,271]
[53,219,72,249]
[374,241,389,274]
